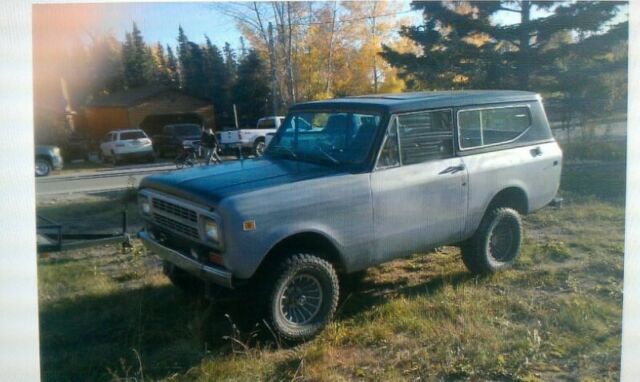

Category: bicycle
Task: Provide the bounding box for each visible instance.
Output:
[174,142,201,169]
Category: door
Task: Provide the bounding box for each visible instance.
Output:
[370,110,467,263]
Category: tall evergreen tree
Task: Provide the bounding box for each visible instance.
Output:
[177,26,191,90]
[176,27,208,98]
[204,36,230,126]
[381,1,626,91]
[88,34,125,95]
[233,49,270,126]
[223,42,238,84]
[149,43,171,85]
[165,45,179,88]
[122,22,152,88]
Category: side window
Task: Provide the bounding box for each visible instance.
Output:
[397,109,453,165]
[257,119,276,129]
[458,106,531,149]
[112,133,118,141]
[376,117,400,169]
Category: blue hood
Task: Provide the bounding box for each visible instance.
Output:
[139,158,339,205]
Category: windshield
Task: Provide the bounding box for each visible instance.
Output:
[265,111,382,166]
[173,124,201,136]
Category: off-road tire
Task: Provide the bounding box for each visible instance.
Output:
[268,254,339,342]
[461,207,523,275]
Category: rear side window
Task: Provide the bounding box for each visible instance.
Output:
[257,119,276,129]
[458,106,531,149]
[120,131,146,140]
[397,109,453,165]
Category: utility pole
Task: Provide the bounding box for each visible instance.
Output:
[268,22,278,117]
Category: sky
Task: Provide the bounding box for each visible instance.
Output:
[32,1,628,52]
[86,3,243,49]
[33,2,420,51]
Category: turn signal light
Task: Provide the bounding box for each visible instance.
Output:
[209,252,224,266]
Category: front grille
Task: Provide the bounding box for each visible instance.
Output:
[153,198,197,222]
[153,214,199,239]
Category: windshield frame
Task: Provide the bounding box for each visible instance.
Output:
[264,109,389,172]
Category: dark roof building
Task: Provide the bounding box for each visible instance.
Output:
[84,86,215,139]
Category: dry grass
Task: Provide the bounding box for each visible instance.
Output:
[38,161,625,381]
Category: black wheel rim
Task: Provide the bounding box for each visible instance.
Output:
[279,273,323,325]
[489,218,516,262]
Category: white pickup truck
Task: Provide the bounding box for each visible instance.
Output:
[218,116,284,157]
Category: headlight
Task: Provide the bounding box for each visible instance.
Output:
[203,218,220,242]
[138,196,151,216]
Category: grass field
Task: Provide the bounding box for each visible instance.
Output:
[37,161,626,381]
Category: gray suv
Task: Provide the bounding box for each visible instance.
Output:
[137,91,562,341]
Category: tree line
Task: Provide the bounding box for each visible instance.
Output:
[60,1,627,135]
[82,23,270,128]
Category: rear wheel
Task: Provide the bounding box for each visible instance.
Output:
[461,207,523,274]
[35,158,51,177]
[110,151,119,166]
[267,254,339,342]
[253,139,266,157]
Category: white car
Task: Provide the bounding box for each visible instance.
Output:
[99,129,154,165]
[218,116,285,157]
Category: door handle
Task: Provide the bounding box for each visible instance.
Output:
[530,147,543,157]
[439,164,466,175]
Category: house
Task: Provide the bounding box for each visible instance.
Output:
[84,85,215,139]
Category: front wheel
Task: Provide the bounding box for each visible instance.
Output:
[461,207,523,274]
[35,158,51,177]
[268,254,339,342]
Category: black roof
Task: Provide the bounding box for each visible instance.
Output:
[289,90,540,113]
[87,85,210,108]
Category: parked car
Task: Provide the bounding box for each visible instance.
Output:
[137,91,562,341]
[35,145,63,176]
[218,116,285,157]
[151,123,202,158]
[99,129,154,165]
[64,133,92,161]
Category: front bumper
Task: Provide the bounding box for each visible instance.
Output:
[138,230,233,289]
[51,156,64,171]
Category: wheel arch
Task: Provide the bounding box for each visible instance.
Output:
[485,186,529,215]
[35,154,52,164]
[253,231,346,279]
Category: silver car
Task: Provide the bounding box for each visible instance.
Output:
[137,90,562,341]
